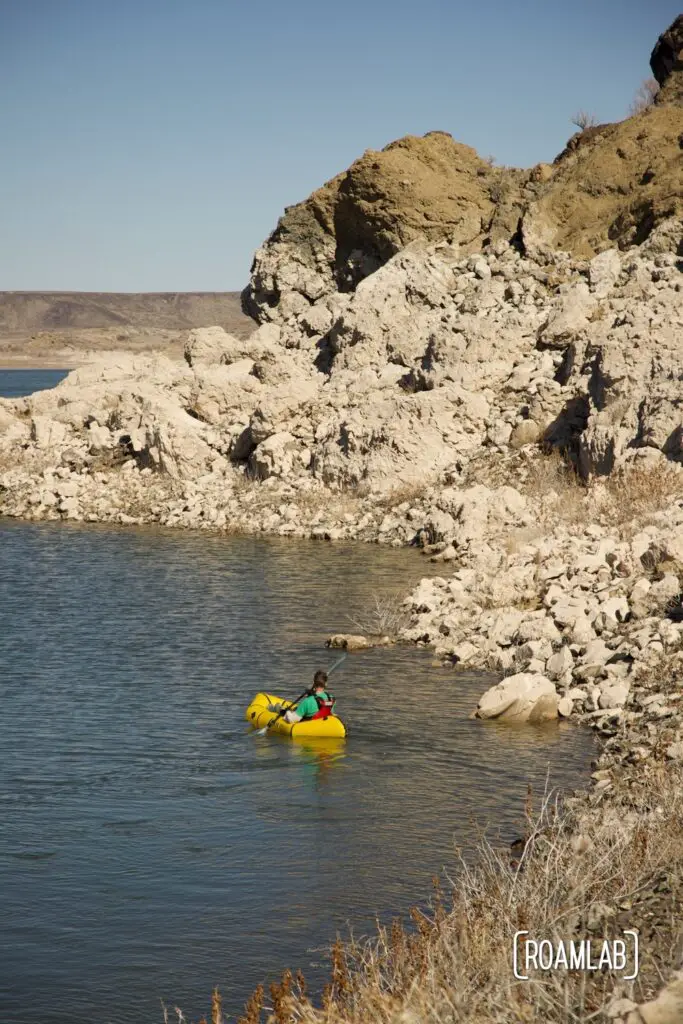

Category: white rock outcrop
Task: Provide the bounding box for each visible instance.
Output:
[474,673,559,723]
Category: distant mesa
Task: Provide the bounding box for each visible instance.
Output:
[0,292,252,337]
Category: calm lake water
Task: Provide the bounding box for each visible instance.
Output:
[0,367,69,398]
[0,371,598,1024]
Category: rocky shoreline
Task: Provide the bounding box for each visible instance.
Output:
[2,226,682,733]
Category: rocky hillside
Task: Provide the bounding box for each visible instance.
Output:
[243,18,682,327]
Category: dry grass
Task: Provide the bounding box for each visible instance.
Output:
[230,472,365,519]
[600,463,683,533]
[588,301,609,322]
[518,450,583,501]
[475,450,589,533]
[375,480,430,511]
[475,451,683,540]
[204,762,683,1024]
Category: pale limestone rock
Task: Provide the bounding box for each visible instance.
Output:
[557,697,573,717]
[589,248,622,297]
[518,639,552,663]
[650,574,680,605]
[408,578,440,613]
[659,531,683,564]
[597,595,630,629]
[538,282,595,348]
[31,415,68,448]
[552,601,588,628]
[581,638,612,667]
[540,562,566,582]
[451,641,480,665]
[184,326,240,367]
[567,687,587,701]
[546,646,574,679]
[570,616,597,644]
[509,420,542,448]
[516,616,561,644]
[475,673,558,723]
[0,405,18,432]
[598,681,630,709]
[86,422,112,452]
[249,432,299,481]
[627,971,683,1024]
[630,578,652,602]
[487,609,525,645]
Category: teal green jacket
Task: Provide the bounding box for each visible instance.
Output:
[295,690,332,720]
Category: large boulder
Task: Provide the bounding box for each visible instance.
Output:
[184,326,241,367]
[248,431,301,480]
[475,673,559,723]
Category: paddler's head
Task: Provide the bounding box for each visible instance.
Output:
[312,670,328,691]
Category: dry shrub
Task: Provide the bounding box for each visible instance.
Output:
[570,110,598,131]
[519,450,582,498]
[601,462,683,532]
[502,526,545,557]
[376,480,429,510]
[0,450,19,473]
[511,450,588,530]
[629,77,660,115]
[347,591,412,639]
[588,300,608,322]
[219,762,683,1024]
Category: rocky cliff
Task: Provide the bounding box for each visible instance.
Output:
[243,22,682,330]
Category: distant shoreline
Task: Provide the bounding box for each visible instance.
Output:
[0,358,79,370]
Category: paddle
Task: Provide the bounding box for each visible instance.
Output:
[254,652,347,736]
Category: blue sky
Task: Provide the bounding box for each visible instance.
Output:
[0,0,678,292]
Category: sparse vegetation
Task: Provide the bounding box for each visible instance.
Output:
[629,77,660,115]
[570,110,598,131]
[347,590,412,639]
[375,480,430,510]
[470,450,683,539]
[191,759,683,1023]
[601,462,683,534]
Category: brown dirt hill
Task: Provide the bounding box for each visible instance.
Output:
[244,15,683,324]
[525,103,683,257]
[0,292,252,336]
[272,132,524,279]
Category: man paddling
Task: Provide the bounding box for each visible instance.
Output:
[269,671,335,724]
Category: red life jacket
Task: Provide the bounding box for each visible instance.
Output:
[309,693,336,720]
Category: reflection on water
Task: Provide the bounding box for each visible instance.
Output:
[0,520,597,1024]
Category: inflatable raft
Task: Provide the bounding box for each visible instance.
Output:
[246,692,346,738]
